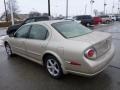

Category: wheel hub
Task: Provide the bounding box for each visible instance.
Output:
[47,59,60,76]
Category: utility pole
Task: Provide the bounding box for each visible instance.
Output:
[66,0,68,18]
[112,0,114,14]
[104,0,107,15]
[4,0,8,22]
[90,0,95,15]
[10,0,14,25]
[48,0,51,16]
[84,4,87,14]
[118,0,120,14]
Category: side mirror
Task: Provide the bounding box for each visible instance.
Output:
[9,33,16,37]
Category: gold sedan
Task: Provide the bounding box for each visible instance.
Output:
[4,20,115,79]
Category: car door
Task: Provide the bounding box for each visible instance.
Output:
[9,25,31,56]
[25,24,49,61]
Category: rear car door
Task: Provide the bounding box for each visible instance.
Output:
[9,25,31,55]
[25,24,49,61]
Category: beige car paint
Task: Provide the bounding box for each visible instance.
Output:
[4,20,115,76]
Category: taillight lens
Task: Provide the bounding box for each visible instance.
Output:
[85,48,97,59]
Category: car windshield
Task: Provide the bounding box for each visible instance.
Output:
[75,16,81,20]
[52,21,92,38]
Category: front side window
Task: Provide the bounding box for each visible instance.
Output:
[29,25,48,40]
[52,21,92,38]
[15,25,31,38]
[83,16,92,19]
[76,16,82,20]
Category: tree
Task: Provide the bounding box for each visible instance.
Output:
[7,0,19,14]
[94,9,98,16]
[29,11,41,18]
[0,0,19,21]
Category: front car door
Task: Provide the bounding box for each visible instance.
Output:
[25,24,49,62]
[9,25,31,56]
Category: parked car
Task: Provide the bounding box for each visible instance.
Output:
[73,15,93,26]
[4,20,115,79]
[93,16,102,25]
[100,15,112,24]
[63,17,81,24]
[108,15,116,22]
[115,15,120,21]
[7,16,50,36]
[63,17,74,21]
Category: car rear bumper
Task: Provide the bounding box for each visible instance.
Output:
[66,45,115,76]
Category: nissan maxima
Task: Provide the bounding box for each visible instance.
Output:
[4,20,115,79]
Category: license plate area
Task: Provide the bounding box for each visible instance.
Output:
[94,40,110,57]
[99,40,108,52]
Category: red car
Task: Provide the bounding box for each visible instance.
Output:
[93,16,102,25]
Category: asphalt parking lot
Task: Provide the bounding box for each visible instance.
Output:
[0,23,120,90]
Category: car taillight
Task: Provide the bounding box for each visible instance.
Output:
[85,48,97,59]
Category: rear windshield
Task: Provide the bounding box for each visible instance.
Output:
[51,21,92,38]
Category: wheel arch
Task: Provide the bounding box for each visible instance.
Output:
[4,41,9,46]
[42,51,67,74]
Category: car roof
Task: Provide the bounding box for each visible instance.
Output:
[26,20,68,25]
[99,15,109,17]
[26,16,50,19]
[75,15,91,17]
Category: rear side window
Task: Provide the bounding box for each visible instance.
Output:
[29,25,48,40]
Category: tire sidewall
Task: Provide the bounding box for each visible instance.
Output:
[45,56,63,79]
[5,43,12,57]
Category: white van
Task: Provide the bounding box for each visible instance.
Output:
[109,15,116,21]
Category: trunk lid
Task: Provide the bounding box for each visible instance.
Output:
[70,31,112,57]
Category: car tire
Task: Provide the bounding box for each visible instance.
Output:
[106,20,110,24]
[98,21,101,24]
[45,55,63,79]
[112,19,114,22]
[5,43,13,57]
[87,23,90,26]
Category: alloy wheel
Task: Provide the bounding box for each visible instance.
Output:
[47,59,60,77]
[5,44,12,56]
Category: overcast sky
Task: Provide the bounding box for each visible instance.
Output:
[0,0,119,17]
